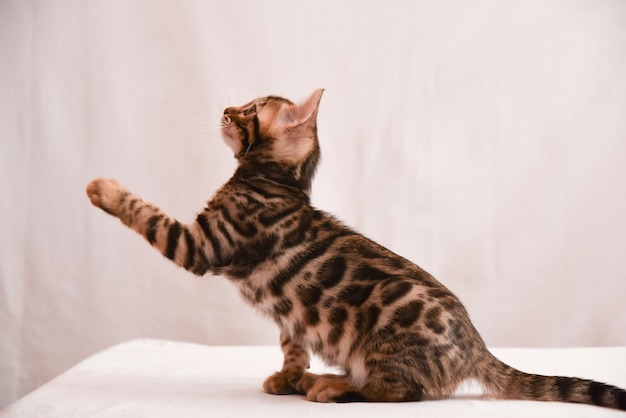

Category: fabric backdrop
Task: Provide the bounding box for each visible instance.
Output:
[1,0,625,408]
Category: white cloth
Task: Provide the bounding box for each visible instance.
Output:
[2,0,626,409]
[2,340,626,417]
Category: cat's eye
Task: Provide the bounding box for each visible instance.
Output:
[242,105,257,116]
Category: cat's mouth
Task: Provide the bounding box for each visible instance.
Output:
[220,115,243,155]
[221,114,232,128]
[220,114,235,141]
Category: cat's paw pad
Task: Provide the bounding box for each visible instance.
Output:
[86,178,127,214]
[263,371,298,395]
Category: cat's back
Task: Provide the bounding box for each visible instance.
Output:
[215,169,446,292]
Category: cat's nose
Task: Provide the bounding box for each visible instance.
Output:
[223,107,232,115]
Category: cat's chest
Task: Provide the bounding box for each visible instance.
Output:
[233,266,358,365]
[229,249,304,310]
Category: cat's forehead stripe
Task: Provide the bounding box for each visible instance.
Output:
[263,95,293,105]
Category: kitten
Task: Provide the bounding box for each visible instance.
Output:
[86,89,626,409]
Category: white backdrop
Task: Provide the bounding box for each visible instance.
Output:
[1,0,626,408]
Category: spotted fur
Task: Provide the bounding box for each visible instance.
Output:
[87,89,626,409]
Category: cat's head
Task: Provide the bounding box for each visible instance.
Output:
[221,89,324,189]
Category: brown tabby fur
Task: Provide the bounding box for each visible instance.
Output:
[87,89,626,409]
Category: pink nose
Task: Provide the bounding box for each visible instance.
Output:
[221,114,231,127]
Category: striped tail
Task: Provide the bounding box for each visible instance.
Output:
[477,353,626,410]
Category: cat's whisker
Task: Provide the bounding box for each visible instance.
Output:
[182,103,225,134]
[222,86,232,107]
[193,125,222,135]
[201,87,225,115]
[192,119,223,133]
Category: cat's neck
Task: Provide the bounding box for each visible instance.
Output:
[234,161,311,199]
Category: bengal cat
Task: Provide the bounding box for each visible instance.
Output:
[86,89,626,410]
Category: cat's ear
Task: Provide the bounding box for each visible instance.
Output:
[279,88,324,129]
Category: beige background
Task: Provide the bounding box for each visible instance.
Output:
[1,0,625,408]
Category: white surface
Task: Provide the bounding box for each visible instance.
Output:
[2,340,626,417]
[2,0,626,409]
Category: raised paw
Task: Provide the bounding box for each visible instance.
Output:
[86,178,128,215]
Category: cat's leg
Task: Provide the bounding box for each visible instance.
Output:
[86,178,213,276]
[262,332,424,402]
[305,355,424,403]
[263,331,320,395]
[306,374,423,403]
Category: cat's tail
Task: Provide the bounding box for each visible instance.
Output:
[475,352,626,410]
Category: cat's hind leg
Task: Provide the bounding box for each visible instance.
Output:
[306,374,362,402]
[306,374,423,403]
[263,370,323,395]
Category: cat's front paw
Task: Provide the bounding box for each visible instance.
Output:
[263,371,321,396]
[86,178,128,216]
[263,371,300,395]
[306,374,357,403]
